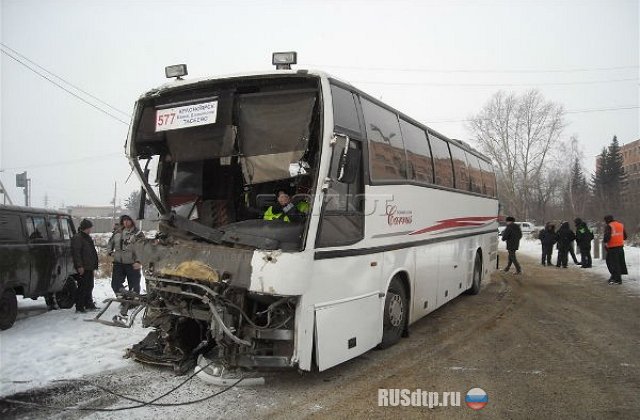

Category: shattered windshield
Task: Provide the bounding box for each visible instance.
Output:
[130,76,321,251]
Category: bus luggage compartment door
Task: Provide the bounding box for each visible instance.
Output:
[314,292,382,371]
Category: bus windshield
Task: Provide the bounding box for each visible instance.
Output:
[128,75,321,250]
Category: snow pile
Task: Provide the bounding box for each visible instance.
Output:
[0,278,149,397]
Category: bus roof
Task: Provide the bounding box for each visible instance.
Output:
[141,68,491,164]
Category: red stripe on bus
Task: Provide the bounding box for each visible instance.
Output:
[409,216,497,235]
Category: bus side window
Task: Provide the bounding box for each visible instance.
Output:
[330,85,362,137]
[361,98,407,181]
[466,153,484,194]
[400,119,433,184]
[450,145,470,191]
[480,160,497,197]
[316,138,364,248]
[428,133,454,188]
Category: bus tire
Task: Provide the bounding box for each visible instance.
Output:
[0,289,18,330]
[467,253,482,295]
[56,277,78,309]
[378,277,407,349]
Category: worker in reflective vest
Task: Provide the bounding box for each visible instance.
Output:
[603,214,628,285]
[263,189,308,223]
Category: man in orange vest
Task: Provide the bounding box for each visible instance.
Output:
[603,215,628,285]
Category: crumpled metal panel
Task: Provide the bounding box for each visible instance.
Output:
[132,238,253,289]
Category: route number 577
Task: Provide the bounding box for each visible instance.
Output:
[157,113,176,126]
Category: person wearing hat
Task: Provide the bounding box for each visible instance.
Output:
[501,216,522,274]
[108,215,145,295]
[263,188,307,223]
[71,219,99,313]
[603,215,627,285]
[574,217,594,268]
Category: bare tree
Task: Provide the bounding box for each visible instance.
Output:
[468,90,565,220]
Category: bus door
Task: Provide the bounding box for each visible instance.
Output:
[313,134,378,370]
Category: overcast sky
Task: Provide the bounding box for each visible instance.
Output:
[1,0,638,208]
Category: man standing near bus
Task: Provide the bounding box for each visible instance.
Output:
[71,219,99,313]
[603,214,627,285]
[502,216,522,274]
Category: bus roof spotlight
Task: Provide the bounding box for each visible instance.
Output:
[165,64,188,79]
[272,51,297,70]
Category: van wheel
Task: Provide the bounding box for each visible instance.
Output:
[56,277,78,309]
[467,253,482,295]
[378,277,407,349]
[0,289,18,330]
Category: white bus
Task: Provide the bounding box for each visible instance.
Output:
[124,53,498,376]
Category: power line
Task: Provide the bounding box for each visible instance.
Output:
[0,42,130,118]
[2,152,123,171]
[351,77,638,87]
[426,105,640,124]
[309,63,640,74]
[0,48,130,126]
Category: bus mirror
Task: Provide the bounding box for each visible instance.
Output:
[337,147,361,184]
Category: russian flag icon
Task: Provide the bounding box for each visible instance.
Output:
[465,388,488,410]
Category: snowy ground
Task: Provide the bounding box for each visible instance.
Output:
[1,239,638,400]
[0,278,148,397]
[516,236,640,292]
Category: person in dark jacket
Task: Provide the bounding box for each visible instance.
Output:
[574,217,593,268]
[603,215,627,284]
[555,221,576,268]
[71,219,99,313]
[501,216,522,274]
[538,222,557,266]
[108,215,145,295]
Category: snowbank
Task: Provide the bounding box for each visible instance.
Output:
[0,278,149,397]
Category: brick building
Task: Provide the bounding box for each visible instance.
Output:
[620,138,640,206]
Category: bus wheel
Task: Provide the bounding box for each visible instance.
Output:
[56,277,78,309]
[467,253,482,295]
[378,277,407,349]
[0,289,18,330]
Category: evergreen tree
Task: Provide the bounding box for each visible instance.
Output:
[591,136,626,217]
[568,158,589,216]
[591,147,608,212]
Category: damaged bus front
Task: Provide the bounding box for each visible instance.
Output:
[124,69,332,375]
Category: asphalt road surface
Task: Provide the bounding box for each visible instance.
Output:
[2,252,639,419]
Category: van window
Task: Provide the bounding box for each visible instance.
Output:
[60,217,72,240]
[47,217,63,241]
[26,216,47,240]
[0,213,24,243]
[361,98,407,181]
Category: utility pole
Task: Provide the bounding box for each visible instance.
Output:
[112,181,117,227]
[16,171,30,206]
